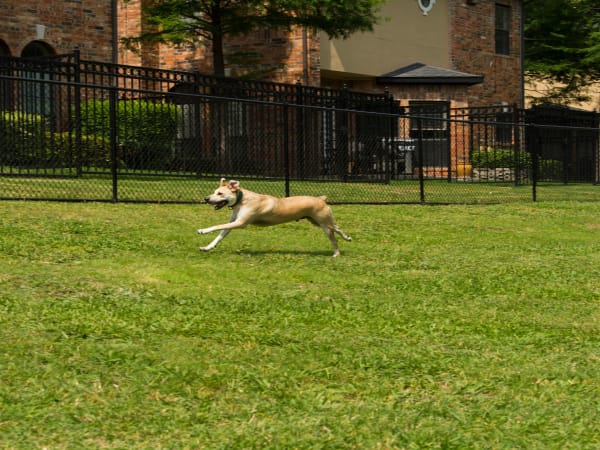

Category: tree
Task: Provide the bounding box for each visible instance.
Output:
[122,0,385,76]
[524,0,600,104]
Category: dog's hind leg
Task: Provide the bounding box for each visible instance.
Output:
[333,225,352,242]
[307,215,350,257]
[317,225,342,257]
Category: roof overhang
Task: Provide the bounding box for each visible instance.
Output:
[376,63,484,85]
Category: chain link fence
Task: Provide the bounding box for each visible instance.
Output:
[1,53,598,204]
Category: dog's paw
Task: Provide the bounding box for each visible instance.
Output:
[197,228,208,235]
[199,246,212,252]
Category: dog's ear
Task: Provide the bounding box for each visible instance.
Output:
[228,180,240,192]
[220,178,228,187]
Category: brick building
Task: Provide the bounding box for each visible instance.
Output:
[321,0,523,108]
[0,0,523,107]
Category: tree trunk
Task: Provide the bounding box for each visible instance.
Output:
[211,32,225,76]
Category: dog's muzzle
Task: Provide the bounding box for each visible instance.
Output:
[204,197,228,210]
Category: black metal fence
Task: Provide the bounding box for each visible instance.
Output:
[1,52,598,204]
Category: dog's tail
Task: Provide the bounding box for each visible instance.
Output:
[319,195,328,202]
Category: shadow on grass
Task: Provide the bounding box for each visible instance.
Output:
[233,249,334,257]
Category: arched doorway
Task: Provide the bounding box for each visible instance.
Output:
[20,41,56,115]
[21,40,55,58]
[0,39,10,56]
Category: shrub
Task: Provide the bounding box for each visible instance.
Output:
[46,132,112,169]
[77,99,180,170]
[471,148,532,169]
[471,148,564,180]
[0,111,47,166]
[538,159,564,180]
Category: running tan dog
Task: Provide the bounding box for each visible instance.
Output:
[198,178,352,256]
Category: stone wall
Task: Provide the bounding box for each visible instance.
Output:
[472,168,528,181]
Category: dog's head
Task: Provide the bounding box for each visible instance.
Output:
[204,178,241,210]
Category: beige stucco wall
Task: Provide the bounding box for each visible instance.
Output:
[320,0,449,78]
[525,79,600,112]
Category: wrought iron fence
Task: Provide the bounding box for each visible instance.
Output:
[1,53,598,204]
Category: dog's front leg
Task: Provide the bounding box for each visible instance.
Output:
[199,228,231,252]
[198,211,243,252]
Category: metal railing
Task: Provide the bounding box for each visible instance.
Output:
[1,53,598,204]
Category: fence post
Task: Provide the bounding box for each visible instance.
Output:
[562,131,571,184]
[385,88,395,184]
[194,71,203,177]
[339,85,349,182]
[595,116,600,185]
[109,79,118,202]
[284,102,290,197]
[531,125,539,202]
[512,105,520,186]
[296,80,305,180]
[73,50,82,178]
[417,118,426,204]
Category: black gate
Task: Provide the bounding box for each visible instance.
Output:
[409,101,451,179]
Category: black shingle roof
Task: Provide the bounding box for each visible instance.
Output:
[376,62,483,85]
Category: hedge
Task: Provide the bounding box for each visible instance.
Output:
[0,111,47,166]
[77,99,180,170]
[471,148,531,169]
[471,148,563,180]
[2,99,180,170]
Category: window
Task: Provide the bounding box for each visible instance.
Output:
[409,102,448,131]
[495,4,510,55]
[20,42,56,115]
[417,0,437,15]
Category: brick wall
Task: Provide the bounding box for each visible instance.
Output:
[449,0,522,106]
[0,0,113,60]
[224,28,320,85]
[117,1,320,85]
[0,0,521,104]
[0,0,319,85]
[323,0,523,107]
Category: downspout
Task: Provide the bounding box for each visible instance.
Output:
[112,0,118,64]
[302,27,309,85]
[519,0,525,109]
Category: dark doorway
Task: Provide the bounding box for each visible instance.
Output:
[20,41,57,115]
[409,101,451,176]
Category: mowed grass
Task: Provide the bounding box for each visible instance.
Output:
[1,172,598,203]
[1,200,600,448]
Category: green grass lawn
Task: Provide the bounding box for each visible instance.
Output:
[1,172,598,204]
[1,200,600,448]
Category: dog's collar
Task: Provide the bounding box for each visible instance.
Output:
[229,190,243,208]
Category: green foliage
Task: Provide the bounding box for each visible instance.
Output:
[0,111,47,166]
[538,158,564,180]
[278,0,384,39]
[1,100,179,171]
[524,0,600,104]
[47,133,112,169]
[78,99,180,170]
[472,148,566,181]
[123,0,385,75]
[471,148,532,169]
